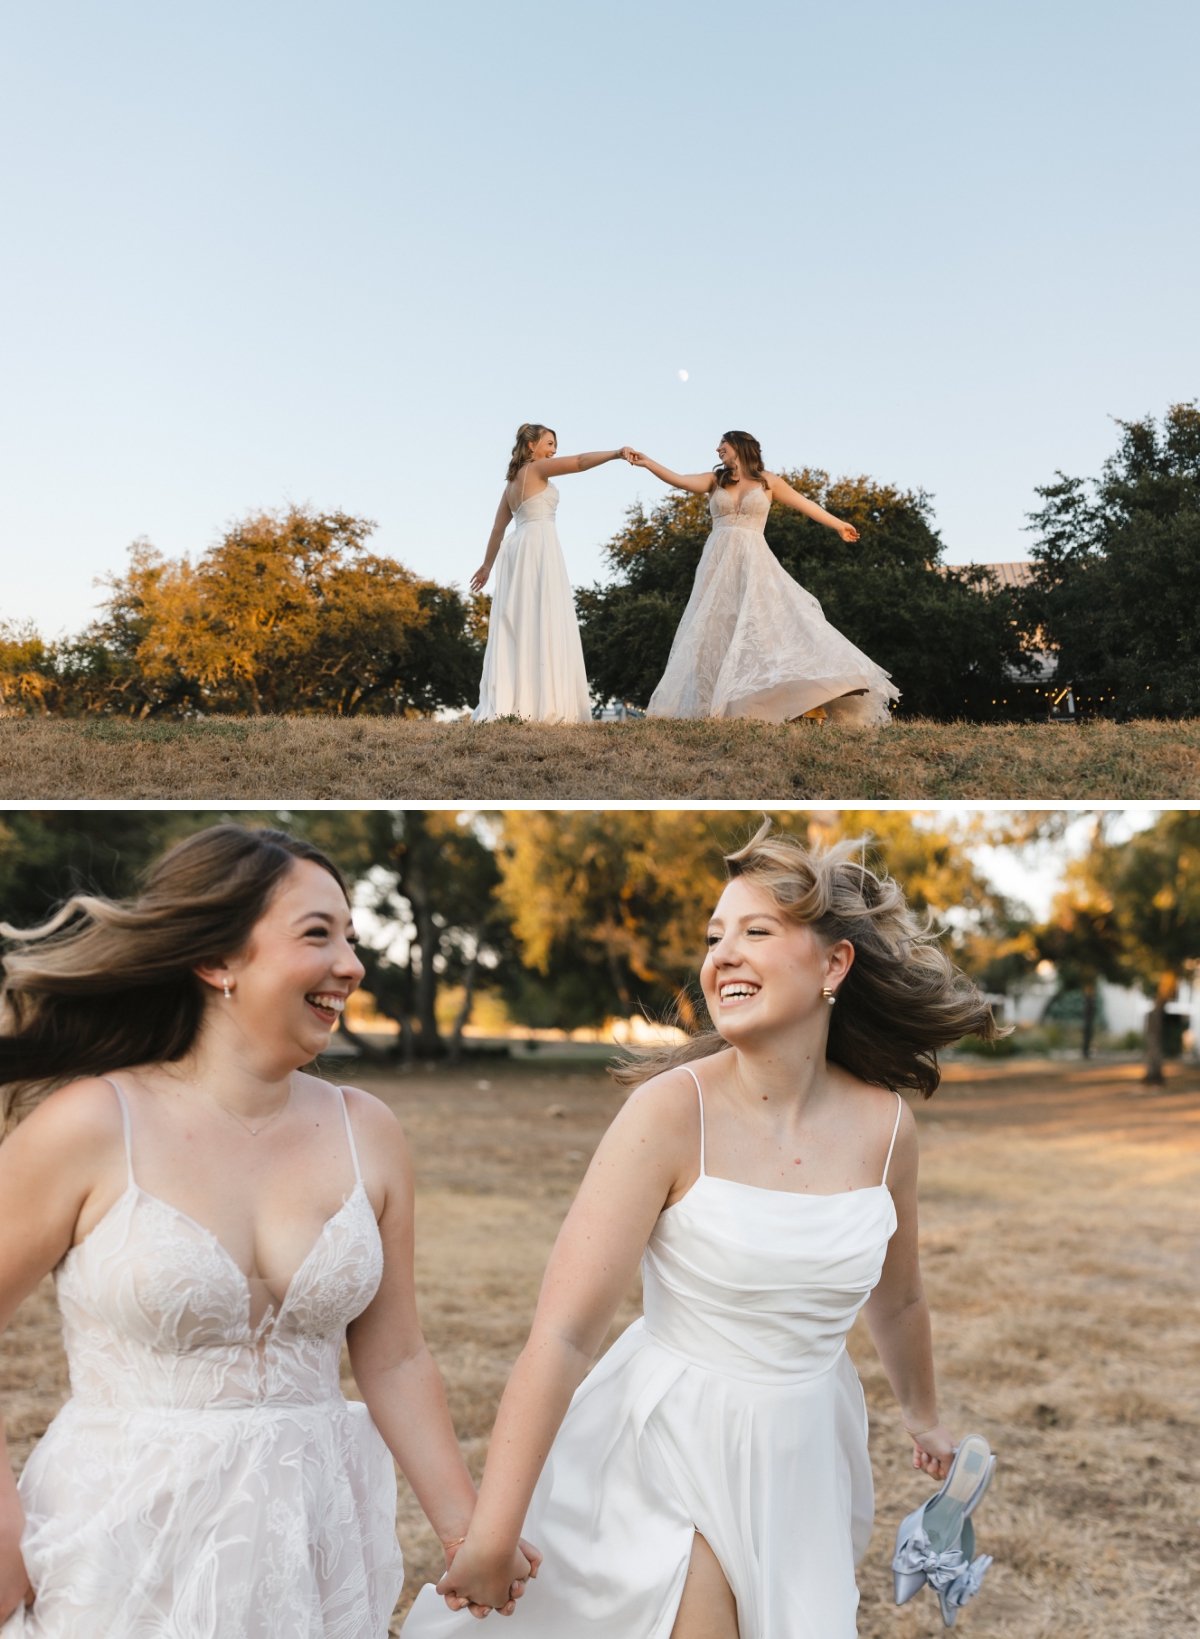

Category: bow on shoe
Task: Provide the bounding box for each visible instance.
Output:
[893,1528,992,1601]
[943,1553,993,1609]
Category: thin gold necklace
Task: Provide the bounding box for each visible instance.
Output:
[206,1080,293,1138]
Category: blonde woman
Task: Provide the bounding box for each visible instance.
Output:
[471,425,633,723]
[0,825,537,1637]
[406,825,993,1636]
[629,432,900,725]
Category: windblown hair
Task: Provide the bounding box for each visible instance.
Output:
[612,822,998,1098]
[713,429,769,490]
[0,826,347,1127]
[506,423,556,482]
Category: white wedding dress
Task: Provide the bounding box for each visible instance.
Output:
[472,480,592,723]
[404,1076,903,1639]
[6,1079,404,1638]
[646,485,899,724]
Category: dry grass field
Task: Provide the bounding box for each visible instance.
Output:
[3,1057,1198,1637]
[2,716,1200,799]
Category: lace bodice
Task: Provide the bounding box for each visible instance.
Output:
[54,1081,384,1412]
[709,482,771,535]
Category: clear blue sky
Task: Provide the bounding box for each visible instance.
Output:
[2,0,1197,639]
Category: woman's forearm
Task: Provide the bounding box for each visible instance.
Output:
[356,1347,478,1545]
[866,1291,940,1430]
[574,449,622,473]
[465,1327,593,1553]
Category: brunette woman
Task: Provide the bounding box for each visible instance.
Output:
[629,432,899,724]
[0,826,536,1637]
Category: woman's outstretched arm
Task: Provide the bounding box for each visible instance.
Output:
[766,473,861,542]
[434,1072,697,1615]
[470,492,515,594]
[862,1102,955,1481]
[530,448,635,479]
[625,451,716,493]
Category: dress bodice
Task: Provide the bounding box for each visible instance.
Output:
[640,1074,899,1384]
[709,482,771,536]
[54,1082,384,1412]
[512,479,560,524]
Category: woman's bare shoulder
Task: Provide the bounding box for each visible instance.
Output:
[612,1064,705,1146]
[2,1075,127,1166]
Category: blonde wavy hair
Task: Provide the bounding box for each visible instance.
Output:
[506,423,556,482]
[612,821,998,1098]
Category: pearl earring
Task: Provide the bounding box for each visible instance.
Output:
[821,987,836,1005]
[223,981,232,1000]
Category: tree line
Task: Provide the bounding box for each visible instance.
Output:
[2,402,1196,720]
[3,808,1197,1082]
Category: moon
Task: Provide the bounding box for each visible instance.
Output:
[678,369,689,382]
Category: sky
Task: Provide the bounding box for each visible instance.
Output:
[2,0,1197,640]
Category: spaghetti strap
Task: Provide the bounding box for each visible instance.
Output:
[100,1075,135,1188]
[337,1087,363,1185]
[683,1067,707,1177]
[881,1092,903,1188]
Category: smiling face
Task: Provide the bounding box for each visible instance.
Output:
[716,437,737,471]
[531,429,558,460]
[197,859,365,1069]
[700,876,853,1047]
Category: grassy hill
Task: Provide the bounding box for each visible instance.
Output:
[1,716,1198,800]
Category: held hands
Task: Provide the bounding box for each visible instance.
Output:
[437,1533,542,1619]
[622,448,649,467]
[908,1423,956,1482]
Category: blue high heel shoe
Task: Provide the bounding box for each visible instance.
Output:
[893,1433,996,1627]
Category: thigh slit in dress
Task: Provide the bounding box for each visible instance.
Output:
[404,1076,903,1639]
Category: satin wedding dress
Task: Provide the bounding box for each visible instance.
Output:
[6,1080,404,1638]
[404,1076,903,1639]
[647,484,899,725]
[472,480,592,723]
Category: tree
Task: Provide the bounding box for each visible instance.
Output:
[0,509,484,719]
[1023,402,1200,716]
[299,811,513,1062]
[1034,888,1128,1057]
[493,809,1024,1032]
[576,472,1030,718]
[0,812,184,930]
[1077,813,1200,1081]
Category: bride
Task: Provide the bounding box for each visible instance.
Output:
[628,432,900,725]
[470,425,633,724]
[0,824,537,1636]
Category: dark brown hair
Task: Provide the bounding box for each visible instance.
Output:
[506,423,556,483]
[612,822,998,1099]
[0,825,347,1125]
[714,429,769,490]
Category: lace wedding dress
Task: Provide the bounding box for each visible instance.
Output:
[646,485,899,724]
[404,1077,904,1638]
[472,481,592,723]
[5,1080,404,1638]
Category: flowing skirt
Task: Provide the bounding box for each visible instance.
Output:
[472,517,592,724]
[647,526,898,725]
[403,1319,873,1639]
[7,1396,403,1638]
